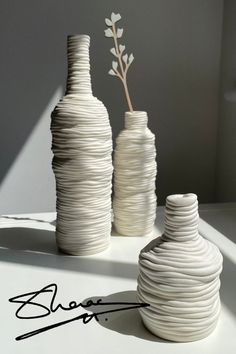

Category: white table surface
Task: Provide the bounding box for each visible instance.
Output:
[0,204,236,354]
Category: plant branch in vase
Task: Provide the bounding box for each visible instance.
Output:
[104,13,157,237]
[105,12,134,112]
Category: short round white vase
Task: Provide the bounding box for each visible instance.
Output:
[113,111,157,236]
[137,193,223,342]
[51,35,113,255]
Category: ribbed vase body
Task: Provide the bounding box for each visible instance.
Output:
[137,193,223,342]
[51,35,113,255]
[113,111,157,236]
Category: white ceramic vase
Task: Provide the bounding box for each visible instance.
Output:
[113,111,157,236]
[137,193,223,342]
[51,35,113,255]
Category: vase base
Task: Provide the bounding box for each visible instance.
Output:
[57,241,110,256]
[113,224,154,237]
[141,315,218,342]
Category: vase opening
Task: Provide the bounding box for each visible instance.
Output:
[166,193,197,207]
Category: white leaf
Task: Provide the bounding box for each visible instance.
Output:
[112,61,118,70]
[105,18,112,26]
[117,28,123,38]
[108,69,116,76]
[119,44,125,53]
[122,54,128,64]
[128,53,134,64]
[111,12,121,23]
[104,28,113,37]
[110,47,117,56]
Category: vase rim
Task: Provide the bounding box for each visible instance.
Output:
[67,34,90,40]
[125,110,147,113]
[125,111,148,118]
[125,111,148,121]
[166,193,197,207]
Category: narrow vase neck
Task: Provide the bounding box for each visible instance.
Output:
[125,111,148,130]
[66,35,92,95]
[164,194,199,242]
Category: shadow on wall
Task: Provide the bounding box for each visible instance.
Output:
[0,88,61,214]
[0,5,65,185]
[0,2,69,214]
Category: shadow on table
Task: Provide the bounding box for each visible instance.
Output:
[82,290,168,343]
[220,256,236,318]
[0,220,236,320]
[1,215,56,226]
[0,227,57,254]
[0,227,138,280]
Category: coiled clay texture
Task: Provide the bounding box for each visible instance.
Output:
[137,193,223,342]
[113,111,157,236]
[51,35,113,255]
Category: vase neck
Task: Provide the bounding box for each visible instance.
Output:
[164,194,199,242]
[66,35,92,95]
[125,111,148,129]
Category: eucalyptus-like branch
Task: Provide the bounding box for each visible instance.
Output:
[105,13,134,112]
[112,24,133,112]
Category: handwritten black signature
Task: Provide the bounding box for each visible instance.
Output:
[9,283,149,341]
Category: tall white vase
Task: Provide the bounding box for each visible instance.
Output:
[51,35,113,255]
[113,111,157,236]
[137,193,223,342]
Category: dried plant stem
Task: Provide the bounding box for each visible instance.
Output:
[122,78,133,113]
[112,24,133,112]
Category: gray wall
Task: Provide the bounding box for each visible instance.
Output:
[216,0,236,201]
[0,0,224,213]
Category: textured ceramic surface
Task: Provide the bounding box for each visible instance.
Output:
[51,35,113,255]
[137,193,223,342]
[113,111,157,236]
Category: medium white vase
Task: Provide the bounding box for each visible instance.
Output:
[113,111,157,236]
[51,35,113,255]
[137,193,223,342]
